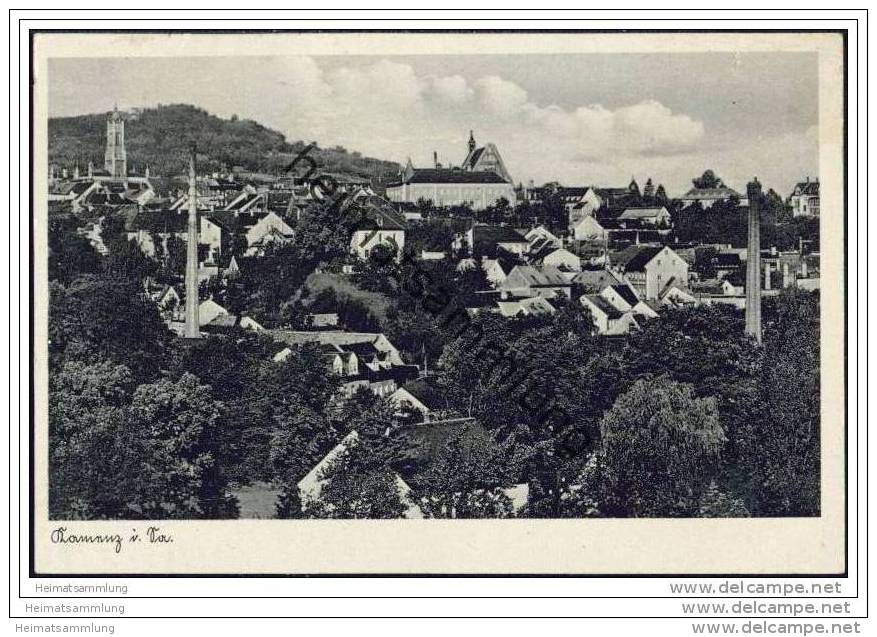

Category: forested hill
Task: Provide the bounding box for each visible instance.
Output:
[48,103,400,183]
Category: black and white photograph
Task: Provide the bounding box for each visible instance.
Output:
[23,26,852,581]
[44,42,825,523]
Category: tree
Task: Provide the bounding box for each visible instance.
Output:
[581,376,725,517]
[270,396,338,518]
[50,366,236,519]
[416,424,523,519]
[643,177,656,199]
[49,360,138,519]
[303,437,408,519]
[127,373,237,518]
[48,218,102,284]
[735,290,820,516]
[656,184,668,203]
[692,169,724,189]
[697,481,749,517]
[49,275,173,383]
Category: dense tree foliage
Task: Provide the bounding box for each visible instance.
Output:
[49,104,399,181]
[572,376,724,517]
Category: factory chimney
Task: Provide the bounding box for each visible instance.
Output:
[184,143,201,339]
[745,178,762,344]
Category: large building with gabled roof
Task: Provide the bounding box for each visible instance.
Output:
[385,131,516,210]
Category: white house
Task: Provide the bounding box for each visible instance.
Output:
[535,247,581,272]
[680,185,746,209]
[789,178,820,217]
[496,295,556,318]
[598,284,659,319]
[481,257,516,287]
[458,225,529,257]
[198,298,230,327]
[349,203,407,261]
[524,225,561,249]
[610,245,690,301]
[499,265,572,299]
[618,206,671,226]
[570,216,609,242]
[269,330,417,399]
[579,294,640,336]
[244,211,295,255]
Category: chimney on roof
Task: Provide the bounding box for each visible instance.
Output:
[184,143,201,339]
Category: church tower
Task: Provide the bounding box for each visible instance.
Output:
[105,105,127,181]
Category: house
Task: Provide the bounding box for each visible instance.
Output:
[389,378,462,424]
[151,284,182,316]
[499,265,572,299]
[458,225,529,258]
[579,294,640,336]
[297,431,423,519]
[599,284,660,320]
[610,245,690,301]
[531,246,581,272]
[789,178,820,217]
[48,179,101,212]
[691,278,741,299]
[570,215,609,242]
[496,295,557,318]
[480,255,518,287]
[205,210,295,258]
[656,282,699,307]
[243,211,295,255]
[223,186,265,214]
[680,185,746,209]
[198,298,230,326]
[710,252,744,280]
[617,206,671,226]
[269,330,419,398]
[125,209,190,257]
[203,313,265,333]
[347,195,407,261]
[524,225,561,249]
[571,268,624,293]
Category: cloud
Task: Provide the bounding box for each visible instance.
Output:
[251,57,708,183]
[50,56,817,192]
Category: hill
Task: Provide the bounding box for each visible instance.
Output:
[48,103,400,185]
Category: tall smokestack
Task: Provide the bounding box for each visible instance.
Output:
[184,143,201,339]
[745,178,762,344]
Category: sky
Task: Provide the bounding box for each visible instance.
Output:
[48,52,819,196]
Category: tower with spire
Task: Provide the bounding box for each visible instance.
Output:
[105,105,127,181]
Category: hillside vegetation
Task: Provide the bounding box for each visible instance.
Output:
[48,103,400,183]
